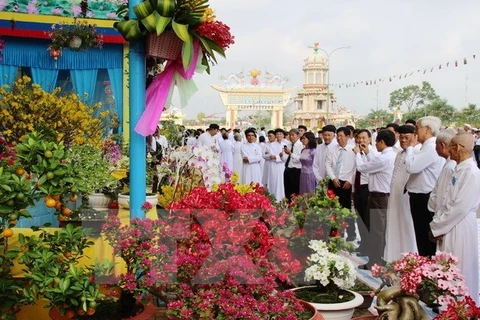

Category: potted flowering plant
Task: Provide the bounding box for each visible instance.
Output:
[434,296,480,320]
[102,182,321,319]
[291,240,363,320]
[286,179,356,268]
[16,224,105,318]
[370,252,471,319]
[47,19,103,51]
[0,137,34,318]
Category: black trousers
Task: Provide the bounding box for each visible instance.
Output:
[284,168,301,201]
[354,184,369,250]
[328,180,355,240]
[367,192,389,265]
[409,192,436,257]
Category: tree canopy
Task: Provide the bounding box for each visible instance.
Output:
[403,99,456,124]
[389,81,439,112]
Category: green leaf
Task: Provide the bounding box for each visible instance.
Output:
[181,39,194,70]
[19,233,25,244]
[172,21,191,43]
[203,37,226,58]
[155,15,172,35]
[1,184,12,192]
[155,0,175,16]
[37,174,47,186]
[133,0,153,20]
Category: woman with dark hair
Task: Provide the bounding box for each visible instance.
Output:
[299,131,317,194]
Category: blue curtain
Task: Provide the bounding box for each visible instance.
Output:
[31,68,59,92]
[107,68,123,135]
[0,64,18,87]
[70,69,98,103]
[2,38,123,70]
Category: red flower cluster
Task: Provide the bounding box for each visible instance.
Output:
[0,136,15,161]
[103,182,306,319]
[434,296,480,320]
[195,20,235,50]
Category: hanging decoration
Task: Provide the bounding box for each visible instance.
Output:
[329,53,478,89]
[134,40,206,136]
[49,48,61,68]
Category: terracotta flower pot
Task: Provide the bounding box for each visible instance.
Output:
[300,300,325,320]
[49,303,156,320]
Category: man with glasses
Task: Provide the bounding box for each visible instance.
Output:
[405,116,445,257]
[430,133,480,304]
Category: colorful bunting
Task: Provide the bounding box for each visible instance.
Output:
[328,52,478,89]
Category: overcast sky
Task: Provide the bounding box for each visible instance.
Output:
[171,0,480,120]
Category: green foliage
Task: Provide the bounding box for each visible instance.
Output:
[288,180,356,254]
[454,104,480,127]
[14,132,78,197]
[68,145,120,196]
[252,111,273,129]
[160,120,182,147]
[356,109,394,129]
[403,99,456,124]
[389,81,439,112]
[0,278,30,318]
[16,224,104,315]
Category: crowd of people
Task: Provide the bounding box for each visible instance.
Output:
[183,117,480,303]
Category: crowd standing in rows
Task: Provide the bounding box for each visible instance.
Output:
[149,117,480,303]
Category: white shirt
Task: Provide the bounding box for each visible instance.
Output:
[356,146,379,187]
[393,140,402,153]
[313,139,338,181]
[428,158,456,215]
[283,139,303,169]
[326,143,356,184]
[405,137,446,193]
[156,135,169,150]
[355,147,396,193]
[198,132,220,151]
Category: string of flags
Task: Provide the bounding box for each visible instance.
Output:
[329,53,477,89]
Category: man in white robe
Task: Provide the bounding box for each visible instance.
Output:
[198,123,221,152]
[241,128,263,185]
[428,128,458,216]
[219,133,234,179]
[384,125,419,262]
[262,130,276,187]
[430,133,480,304]
[267,129,286,202]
